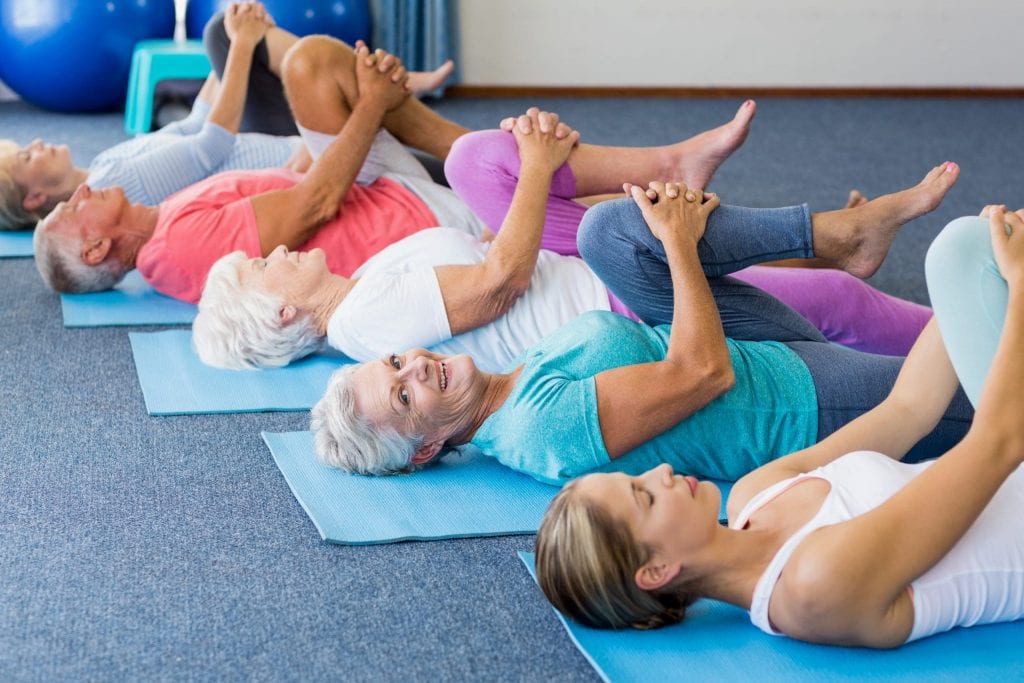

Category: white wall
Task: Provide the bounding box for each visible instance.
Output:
[457,0,1024,88]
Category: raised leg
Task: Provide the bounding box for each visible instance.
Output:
[925,216,1009,407]
[203,12,299,135]
[280,35,468,161]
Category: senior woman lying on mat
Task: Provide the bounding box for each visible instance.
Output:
[194,108,933,370]
[310,159,970,484]
[534,207,1024,647]
[0,2,452,231]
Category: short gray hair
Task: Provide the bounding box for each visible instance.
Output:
[193,251,324,369]
[33,212,130,293]
[311,364,427,475]
[0,141,43,231]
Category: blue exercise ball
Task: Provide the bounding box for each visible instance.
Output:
[0,0,176,113]
[186,0,370,45]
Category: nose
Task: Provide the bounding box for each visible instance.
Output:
[269,245,288,259]
[647,463,675,487]
[70,184,90,202]
[398,354,430,382]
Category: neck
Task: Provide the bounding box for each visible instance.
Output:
[309,274,355,335]
[115,205,161,268]
[683,524,789,610]
[451,365,523,445]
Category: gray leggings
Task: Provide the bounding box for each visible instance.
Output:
[577,197,974,459]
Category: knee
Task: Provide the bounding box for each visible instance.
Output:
[577,198,647,267]
[281,35,352,90]
[444,130,516,193]
[925,216,994,285]
[202,12,228,67]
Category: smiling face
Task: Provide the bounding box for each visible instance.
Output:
[350,349,487,458]
[236,245,333,311]
[575,464,721,585]
[3,139,76,208]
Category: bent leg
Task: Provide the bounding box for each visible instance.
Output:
[282,35,467,161]
[787,340,973,461]
[925,216,1009,407]
[733,266,933,355]
[203,12,298,135]
[445,130,585,254]
[578,196,820,331]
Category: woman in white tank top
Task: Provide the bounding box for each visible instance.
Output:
[535,206,1024,648]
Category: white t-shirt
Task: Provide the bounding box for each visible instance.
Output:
[326,228,613,372]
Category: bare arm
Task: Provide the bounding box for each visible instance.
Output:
[774,208,1024,647]
[594,184,734,459]
[728,316,960,518]
[435,109,579,335]
[251,45,409,255]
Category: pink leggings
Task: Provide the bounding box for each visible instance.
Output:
[445,130,932,356]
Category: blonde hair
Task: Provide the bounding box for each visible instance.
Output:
[0,140,43,231]
[535,480,700,630]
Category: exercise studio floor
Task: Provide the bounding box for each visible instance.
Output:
[2,96,1023,681]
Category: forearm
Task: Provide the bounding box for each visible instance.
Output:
[481,164,555,293]
[206,35,259,133]
[294,99,387,228]
[663,235,732,374]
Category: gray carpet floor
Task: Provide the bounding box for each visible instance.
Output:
[1,95,1022,681]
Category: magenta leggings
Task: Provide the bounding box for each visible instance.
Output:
[444,130,932,356]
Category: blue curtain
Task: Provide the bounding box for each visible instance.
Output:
[372,0,457,96]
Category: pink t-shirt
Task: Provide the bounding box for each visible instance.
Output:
[135,169,438,303]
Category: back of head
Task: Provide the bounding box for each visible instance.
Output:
[310,364,424,475]
[535,482,696,630]
[0,141,43,231]
[193,251,323,369]
[33,212,129,293]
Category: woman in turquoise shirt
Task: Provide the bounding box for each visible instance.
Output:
[311,174,972,484]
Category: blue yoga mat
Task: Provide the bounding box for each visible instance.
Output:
[129,331,348,415]
[263,431,734,544]
[61,271,197,327]
[263,430,559,544]
[518,552,1023,683]
[0,230,34,258]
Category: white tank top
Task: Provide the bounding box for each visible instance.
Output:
[734,450,1024,642]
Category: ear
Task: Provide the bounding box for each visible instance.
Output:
[635,558,682,592]
[22,190,48,213]
[278,304,297,326]
[80,237,113,266]
[410,439,444,465]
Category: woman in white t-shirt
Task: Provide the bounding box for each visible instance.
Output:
[192,108,936,370]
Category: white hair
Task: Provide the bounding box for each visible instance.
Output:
[33,212,130,293]
[310,364,428,475]
[192,251,324,369]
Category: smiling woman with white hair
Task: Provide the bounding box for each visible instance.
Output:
[194,107,938,371]
[309,166,972,485]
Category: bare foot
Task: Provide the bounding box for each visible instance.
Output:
[669,99,756,188]
[845,189,867,209]
[408,60,455,95]
[820,162,960,278]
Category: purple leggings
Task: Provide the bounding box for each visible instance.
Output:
[444,130,931,356]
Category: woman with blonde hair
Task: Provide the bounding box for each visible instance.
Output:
[534,207,1024,647]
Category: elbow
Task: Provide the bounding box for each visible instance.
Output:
[706,360,735,399]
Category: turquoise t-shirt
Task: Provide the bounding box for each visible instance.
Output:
[470,311,819,485]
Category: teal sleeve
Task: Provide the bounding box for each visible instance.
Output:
[925,216,1009,407]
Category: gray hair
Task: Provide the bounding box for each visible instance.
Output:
[310,364,428,475]
[0,141,43,231]
[192,251,324,369]
[33,212,130,293]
